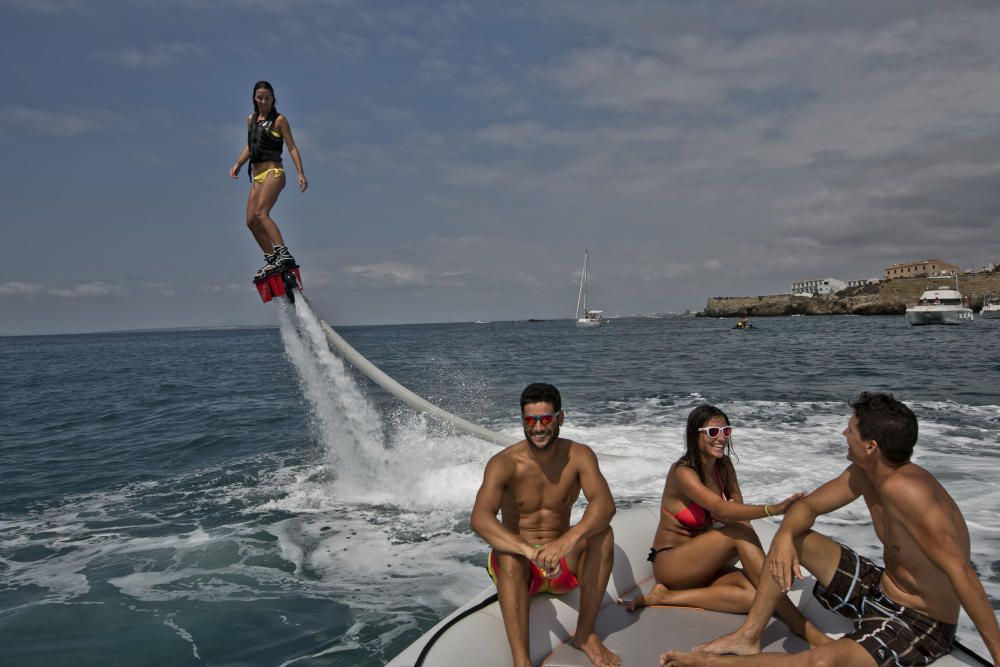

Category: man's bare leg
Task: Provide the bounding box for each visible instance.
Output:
[660,637,876,666]
[494,552,534,667]
[572,526,621,667]
[729,532,832,648]
[695,530,842,656]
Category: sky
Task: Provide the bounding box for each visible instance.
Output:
[3,0,1000,335]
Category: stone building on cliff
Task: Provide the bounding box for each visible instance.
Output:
[884,259,960,280]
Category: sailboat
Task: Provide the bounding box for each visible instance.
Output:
[575,250,603,327]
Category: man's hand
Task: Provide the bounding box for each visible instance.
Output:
[534,534,578,576]
[768,532,802,592]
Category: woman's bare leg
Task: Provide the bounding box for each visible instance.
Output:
[623,530,747,611]
[630,570,754,613]
[623,524,829,647]
[246,171,286,252]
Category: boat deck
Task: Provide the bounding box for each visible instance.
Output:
[388,506,989,666]
[541,571,822,665]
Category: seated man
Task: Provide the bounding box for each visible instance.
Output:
[661,392,1000,667]
[470,383,620,667]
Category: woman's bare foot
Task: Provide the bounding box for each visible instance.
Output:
[660,650,711,666]
[573,632,621,667]
[617,583,674,612]
[692,628,760,655]
[616,584,670,611]
[615,593,645,612]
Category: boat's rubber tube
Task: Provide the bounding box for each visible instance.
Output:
[307,300,510,446]
[414,593,500,667]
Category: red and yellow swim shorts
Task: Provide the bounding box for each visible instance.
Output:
[487,550,580,596]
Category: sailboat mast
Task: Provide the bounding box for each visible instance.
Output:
[576,250,588,318]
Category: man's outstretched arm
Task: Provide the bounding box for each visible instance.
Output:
[767,466,863,591]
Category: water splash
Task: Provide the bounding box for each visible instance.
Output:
[277,300,387,497]
[274,299,504,510]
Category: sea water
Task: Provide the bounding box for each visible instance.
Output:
[1,306,998,666]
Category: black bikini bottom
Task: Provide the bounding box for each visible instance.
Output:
[647,546,674,563]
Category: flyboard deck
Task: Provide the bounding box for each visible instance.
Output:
[387,505,989,667]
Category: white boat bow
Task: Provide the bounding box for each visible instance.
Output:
[388,505,989,666]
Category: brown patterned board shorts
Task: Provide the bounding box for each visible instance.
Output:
[812,543,956,667]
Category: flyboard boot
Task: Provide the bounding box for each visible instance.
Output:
[253,246,303,303]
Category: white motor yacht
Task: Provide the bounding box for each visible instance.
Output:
[904,274,973,325]
[980,294,1000,319]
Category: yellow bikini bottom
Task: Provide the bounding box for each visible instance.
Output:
[253,167,284,184]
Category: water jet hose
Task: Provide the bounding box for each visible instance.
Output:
[304,297,510,447]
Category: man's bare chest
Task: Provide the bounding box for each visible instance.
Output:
[506,466,581,512]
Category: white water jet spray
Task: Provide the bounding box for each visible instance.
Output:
[273,297,505,508]
[276,300,388,496]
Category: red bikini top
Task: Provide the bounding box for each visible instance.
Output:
[666,463,727,529]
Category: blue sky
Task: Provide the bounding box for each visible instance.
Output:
[3,0,1000,335]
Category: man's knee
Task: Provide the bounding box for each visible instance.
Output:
[797,531,843,579]
[803,652,835,667]
[724,521,760,544]
[762,530,841,591]
[589,525,614,554]
[801,645,866,667]
[494,552,531,581]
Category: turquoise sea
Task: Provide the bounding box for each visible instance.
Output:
[2,303,999,665]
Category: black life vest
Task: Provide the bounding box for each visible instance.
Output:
[248,110,283,167]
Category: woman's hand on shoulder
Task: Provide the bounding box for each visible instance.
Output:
[770,491,807,515]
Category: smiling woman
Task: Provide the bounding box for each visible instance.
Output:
[229,80,309,280]
[621,405,829,646]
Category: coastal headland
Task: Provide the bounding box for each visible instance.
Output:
[702,272,1000,317]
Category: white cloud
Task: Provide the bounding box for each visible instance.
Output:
[113,43,204,68]
[542,47,727,109]
[201,283,244,295]
[343,262,429,287]
[0,281,123,299]
[49,281,123,298]
[0,281,44,296]
[3,105,118,136]
[4,0,80,14]
[342,262,469,289]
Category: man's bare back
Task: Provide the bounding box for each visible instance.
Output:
[861,462,969,623]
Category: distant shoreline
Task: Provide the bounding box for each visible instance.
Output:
[702,271,1000,317]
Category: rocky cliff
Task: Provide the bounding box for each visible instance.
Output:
[701,272,1000,317]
